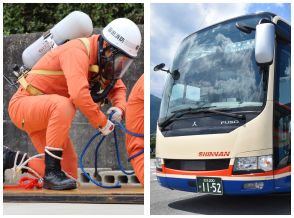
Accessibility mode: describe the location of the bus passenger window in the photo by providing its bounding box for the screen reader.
[278,49,291,106]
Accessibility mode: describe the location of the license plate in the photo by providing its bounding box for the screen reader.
[197,177,223,195]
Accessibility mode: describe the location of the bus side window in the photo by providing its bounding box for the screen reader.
[273,29,291,170]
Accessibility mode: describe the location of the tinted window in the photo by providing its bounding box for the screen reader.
[273,20,291,170]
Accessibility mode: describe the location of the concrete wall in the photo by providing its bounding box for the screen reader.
[3,26,144,169]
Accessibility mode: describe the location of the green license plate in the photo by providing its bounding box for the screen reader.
[197,177,223,195]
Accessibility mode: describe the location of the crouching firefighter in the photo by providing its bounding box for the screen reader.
[4,17,142,190]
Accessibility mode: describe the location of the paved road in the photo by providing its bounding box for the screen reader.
[4,203,144,215]
[150,159,291,215]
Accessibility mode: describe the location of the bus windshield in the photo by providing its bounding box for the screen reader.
[159,15,271,122]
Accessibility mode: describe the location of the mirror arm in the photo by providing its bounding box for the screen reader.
[161,69,170,73]
[261,66,269,91]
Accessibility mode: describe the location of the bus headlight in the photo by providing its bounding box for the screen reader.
[258,155,272,171]
[234,157,258,171]
[234,155,272,173]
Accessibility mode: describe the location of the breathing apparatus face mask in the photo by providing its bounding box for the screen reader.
[102,52,133,80]
[98,36,134,80]
[90,36,135,104]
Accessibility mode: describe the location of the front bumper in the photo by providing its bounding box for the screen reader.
[156,172,290,195]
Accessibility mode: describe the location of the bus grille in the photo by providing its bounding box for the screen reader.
[164,159,230,171]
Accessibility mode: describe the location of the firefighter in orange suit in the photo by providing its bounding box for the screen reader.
[4,18,141,190]
[126,74,144,185]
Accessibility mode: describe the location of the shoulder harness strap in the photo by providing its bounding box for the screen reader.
[78,38,99,73]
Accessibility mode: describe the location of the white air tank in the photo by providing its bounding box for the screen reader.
[22,11,93,68]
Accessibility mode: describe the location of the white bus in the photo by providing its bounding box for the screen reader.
[155,12,290,195]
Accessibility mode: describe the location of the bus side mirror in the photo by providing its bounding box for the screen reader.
[154,63,180,80]
[255,22,275,66]
[154,63,166,71]
[154,63,171,74]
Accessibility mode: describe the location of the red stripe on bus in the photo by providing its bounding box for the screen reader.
[274,165,291,175]
[162,165,233,176]
[162,165,290,177]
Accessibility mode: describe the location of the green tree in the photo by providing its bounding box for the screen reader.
[150,135,156,158]
[4,3,143,35]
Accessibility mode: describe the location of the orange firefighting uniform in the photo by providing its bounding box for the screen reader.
[125,74,144,185]
[8,34,127,179]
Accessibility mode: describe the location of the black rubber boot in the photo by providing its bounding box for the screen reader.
[43,150,77,190]
[3,146,28,181]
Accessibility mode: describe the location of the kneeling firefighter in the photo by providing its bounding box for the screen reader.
[4,15,141,190]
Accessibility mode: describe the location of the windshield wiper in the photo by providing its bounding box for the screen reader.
[170,106,214,113]
[158,107,246,130]
[158,106,215,129]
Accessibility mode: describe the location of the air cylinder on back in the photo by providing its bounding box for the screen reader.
[22,11,93,68]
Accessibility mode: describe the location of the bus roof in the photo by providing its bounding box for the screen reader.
[183,12,277,41]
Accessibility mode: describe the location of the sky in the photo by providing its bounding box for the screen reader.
[150,3,291,98]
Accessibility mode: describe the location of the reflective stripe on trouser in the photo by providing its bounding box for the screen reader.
[8,94,78,178]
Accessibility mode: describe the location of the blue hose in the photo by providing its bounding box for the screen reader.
[127,149,144,162]
[80,112,144,188]
[115,121,144,138]
[113,128,134,175]
[93,135,106,180]
[79,132,121,188]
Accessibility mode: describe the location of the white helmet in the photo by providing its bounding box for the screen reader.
[102,18,141,58]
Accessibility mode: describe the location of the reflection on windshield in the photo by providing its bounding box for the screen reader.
[159,15,268,121]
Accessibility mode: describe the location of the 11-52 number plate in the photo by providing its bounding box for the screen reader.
[197,177,223,195]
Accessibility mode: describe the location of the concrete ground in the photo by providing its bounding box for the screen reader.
[3,203,144,215]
